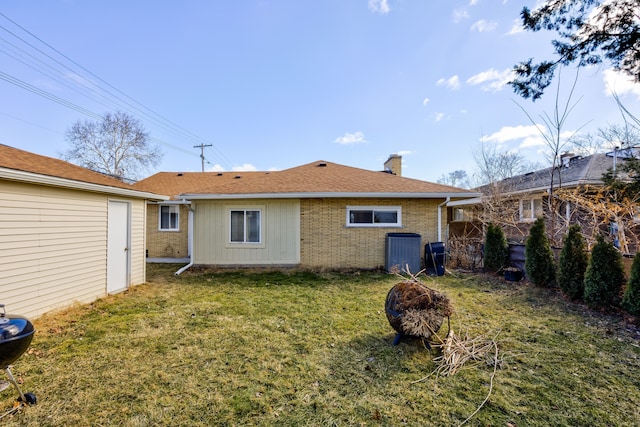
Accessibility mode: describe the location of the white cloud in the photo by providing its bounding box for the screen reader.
[232,163,258,172]
[334,131,367,144]
[422,97,430,106]
[208,163,259,172]
[452,8,470,23]
[467,68,514,92]
[506,18,524,35]
[368,0,390,15]
[396,150,413,156]
[434,112,446,122]
[603,68,640,99]
[436,75,461,90]
[469,0,479,5]
[482,125,579,151]
[481,125,543,147]
[471,19,497,32]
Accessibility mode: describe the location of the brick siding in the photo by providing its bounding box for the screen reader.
[299,198,442,269]
[145,204,190,258]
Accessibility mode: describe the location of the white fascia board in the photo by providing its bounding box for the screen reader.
[180,191,483,200]
[447,197,484,207]
[1,167,169,201]
[150,199,192,205]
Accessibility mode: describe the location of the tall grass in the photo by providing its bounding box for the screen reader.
[2,265,639,426]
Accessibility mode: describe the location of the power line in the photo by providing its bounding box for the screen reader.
[0,71,101,119]
[0,12,235,170]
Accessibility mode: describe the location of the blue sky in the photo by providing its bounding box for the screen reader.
[2,0,640,184]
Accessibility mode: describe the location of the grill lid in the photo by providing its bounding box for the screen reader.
[0,304,35,343]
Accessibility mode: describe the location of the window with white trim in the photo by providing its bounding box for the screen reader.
[520,198,543,222]
[159,205,179,231]
[230,209,261,243]
[346,206,402,227]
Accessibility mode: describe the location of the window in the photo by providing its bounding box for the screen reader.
[346,206,401,227]
[230,209,261,243]
[520,198,543,222]
[159,205,179,231]
[452,207,473,222]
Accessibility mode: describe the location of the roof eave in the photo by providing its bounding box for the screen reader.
[180,191,483,200]
[447,197,484,207]
[495,179,608,196]
[1,167,169,201]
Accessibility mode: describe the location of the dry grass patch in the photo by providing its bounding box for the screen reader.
[1,265,639,426]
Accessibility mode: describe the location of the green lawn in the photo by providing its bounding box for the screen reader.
[2,264,639,426]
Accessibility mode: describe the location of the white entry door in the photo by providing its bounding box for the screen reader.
[107,200,130,294]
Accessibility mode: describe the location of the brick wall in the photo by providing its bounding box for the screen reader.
[145,204,190,258]
[299,198,442,269]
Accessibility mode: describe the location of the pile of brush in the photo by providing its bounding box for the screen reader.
[432,330,500,376]
[385,279,453,345]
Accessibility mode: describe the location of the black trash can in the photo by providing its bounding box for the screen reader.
[424,242,445,276]
[385,233,421,273]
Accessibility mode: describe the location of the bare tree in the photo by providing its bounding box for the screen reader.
[62,111,162,182]
[570,124,640,156]
[555,185,640,254]
[437,170,471,189]
[472,141,541,186]
[515,69,589,240]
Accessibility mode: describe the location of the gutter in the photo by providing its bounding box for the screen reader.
[175,206,195,276]
[179,191,482,200]
[437,197,450,242]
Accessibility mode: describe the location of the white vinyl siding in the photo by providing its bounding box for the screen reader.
[193,199,299,265]
[0,181,148,318]
[129,198,146,286]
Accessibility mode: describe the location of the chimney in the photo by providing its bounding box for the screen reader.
[384,154,402,176]
[560,152,574,167]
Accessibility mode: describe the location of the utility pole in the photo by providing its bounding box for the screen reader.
[194,144,213,172]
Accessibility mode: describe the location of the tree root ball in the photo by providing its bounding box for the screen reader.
[385,280,453,340]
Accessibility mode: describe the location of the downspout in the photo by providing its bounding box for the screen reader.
[175,204,195,276]
[437,197,450,242]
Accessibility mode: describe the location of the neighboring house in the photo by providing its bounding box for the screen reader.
[448,151,635,251]
[0,144,167,318]
[133,155,480,271]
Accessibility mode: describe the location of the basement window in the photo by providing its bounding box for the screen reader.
[346,206,402,227]
[159,205,179,231]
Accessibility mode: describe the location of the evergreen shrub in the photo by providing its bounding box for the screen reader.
[557,224,588,300]
[584,234,625,309]
[525,217,556,287]
[622,252,640,316]
[484,223,508,272]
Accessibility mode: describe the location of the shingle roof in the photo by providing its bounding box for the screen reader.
[0,144,164,198]
[134,160,479,199]
[480,153,624,194]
